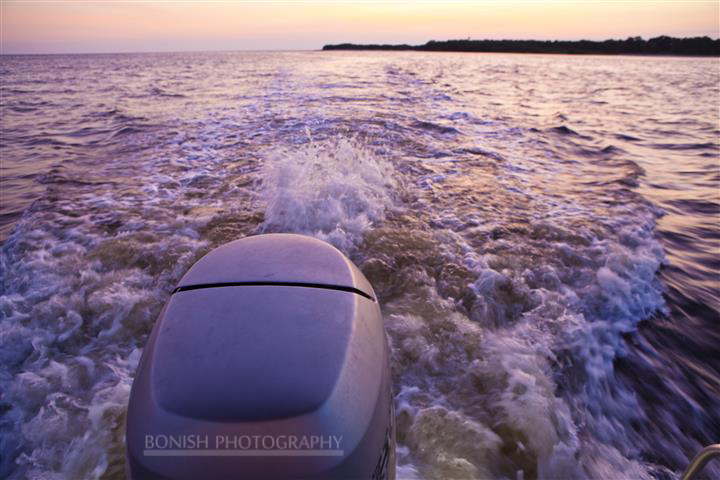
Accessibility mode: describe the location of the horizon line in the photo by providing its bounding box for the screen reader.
[2,34,719,56]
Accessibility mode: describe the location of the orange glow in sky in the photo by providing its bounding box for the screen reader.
[1,1,719,54]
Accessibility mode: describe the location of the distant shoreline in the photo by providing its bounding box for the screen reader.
[323,36,720,56]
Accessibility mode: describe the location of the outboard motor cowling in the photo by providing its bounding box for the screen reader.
[126,234,395,479]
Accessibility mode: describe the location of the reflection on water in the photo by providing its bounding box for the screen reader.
[0,51,718,479]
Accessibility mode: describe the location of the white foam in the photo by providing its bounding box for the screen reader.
[0,106,253,478]
[377,137,669,477]
[259,136,397,252]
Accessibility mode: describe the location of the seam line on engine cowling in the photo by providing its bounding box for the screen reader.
[172,281,375,301]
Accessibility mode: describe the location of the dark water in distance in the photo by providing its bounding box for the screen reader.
[0,51,718,479]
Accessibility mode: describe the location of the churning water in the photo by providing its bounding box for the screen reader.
[0,51,718,479]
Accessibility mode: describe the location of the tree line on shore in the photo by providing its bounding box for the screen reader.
[322,36,720,56]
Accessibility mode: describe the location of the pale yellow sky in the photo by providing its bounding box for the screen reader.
[1,1,718,54]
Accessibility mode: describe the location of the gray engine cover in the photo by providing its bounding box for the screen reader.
[126,234,395,479]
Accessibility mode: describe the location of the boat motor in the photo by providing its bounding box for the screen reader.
[126,234,395,479]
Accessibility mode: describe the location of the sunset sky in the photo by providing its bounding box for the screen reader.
[1,1,719,54]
